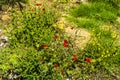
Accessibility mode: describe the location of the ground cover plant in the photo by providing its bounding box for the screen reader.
[9,5,56,50]
[66,0,120,79]
[0,0,120,80]
[70,2,119,23]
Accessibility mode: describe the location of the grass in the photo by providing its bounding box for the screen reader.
[0,0,120,80]
[66,17,102,31]
[70,2,119,23]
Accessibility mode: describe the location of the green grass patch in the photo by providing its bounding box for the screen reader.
[70,2,119,23]
[66,16,102,30]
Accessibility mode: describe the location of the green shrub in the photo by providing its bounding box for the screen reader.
[0,47,62,79]
[1,28,120,79]
[10,6,56,50]
[82,28,120,78]
[0,34,82,79]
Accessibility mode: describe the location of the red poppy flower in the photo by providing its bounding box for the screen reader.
[61,70,64,75]
[41,8,45,11]
[86,58,91,63]
[64,40,68,44]
[64,44,68,48]
[43,45,47,49]
[73,53,77,57]
[35,3,42,6]
[54,64,59,68]
[54,35,58,39]
[64,40,68,48]
[72,57,78,61]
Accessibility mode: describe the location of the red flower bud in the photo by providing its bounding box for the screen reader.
[54,64,59,68]
[64,40,68,44]
[73,53,77,57]
[61,70,64,75]
[64,44,68,48]
[86,58,91,63]
[41,8,45,11]
[72,57,78,61]
[54,35,58,39]
[43,44,47,49]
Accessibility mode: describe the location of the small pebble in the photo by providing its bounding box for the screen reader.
[52,49,54,51]
[66,78,71,80]
[0,43,4,47]
[0,29,2,32]
[1,36,8,43]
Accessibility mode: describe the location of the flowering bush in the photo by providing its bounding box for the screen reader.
[9,4,56,50]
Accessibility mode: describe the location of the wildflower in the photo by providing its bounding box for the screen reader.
[64,40,68,44]
[43,44,47,49]
[86,58,91,63]
[64,40,68,48]
[64,44,68,48]
[73,53,77,57]
[54,64,59,68]
[72,57,78,61]
[41,8,45,11]
[35,3,42,6]
[61,70,64,75]
[54,35,58,39]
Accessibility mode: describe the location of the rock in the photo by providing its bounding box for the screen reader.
[0,29,1,33]
[64,27,91,49]
[1,36,8,43]
[0,43,4,47]
[6,70,19,80]
[0,36,9,50]
[1,14,10,21]
[70,0,88,4]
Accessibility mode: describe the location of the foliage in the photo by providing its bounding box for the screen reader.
[1,27,120,79]
[83,28,120,79]
[89,0,120,7]
[66,0,120,79]
[9,6,56,50]
[66,17,102,30]
[70,2,119,23]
